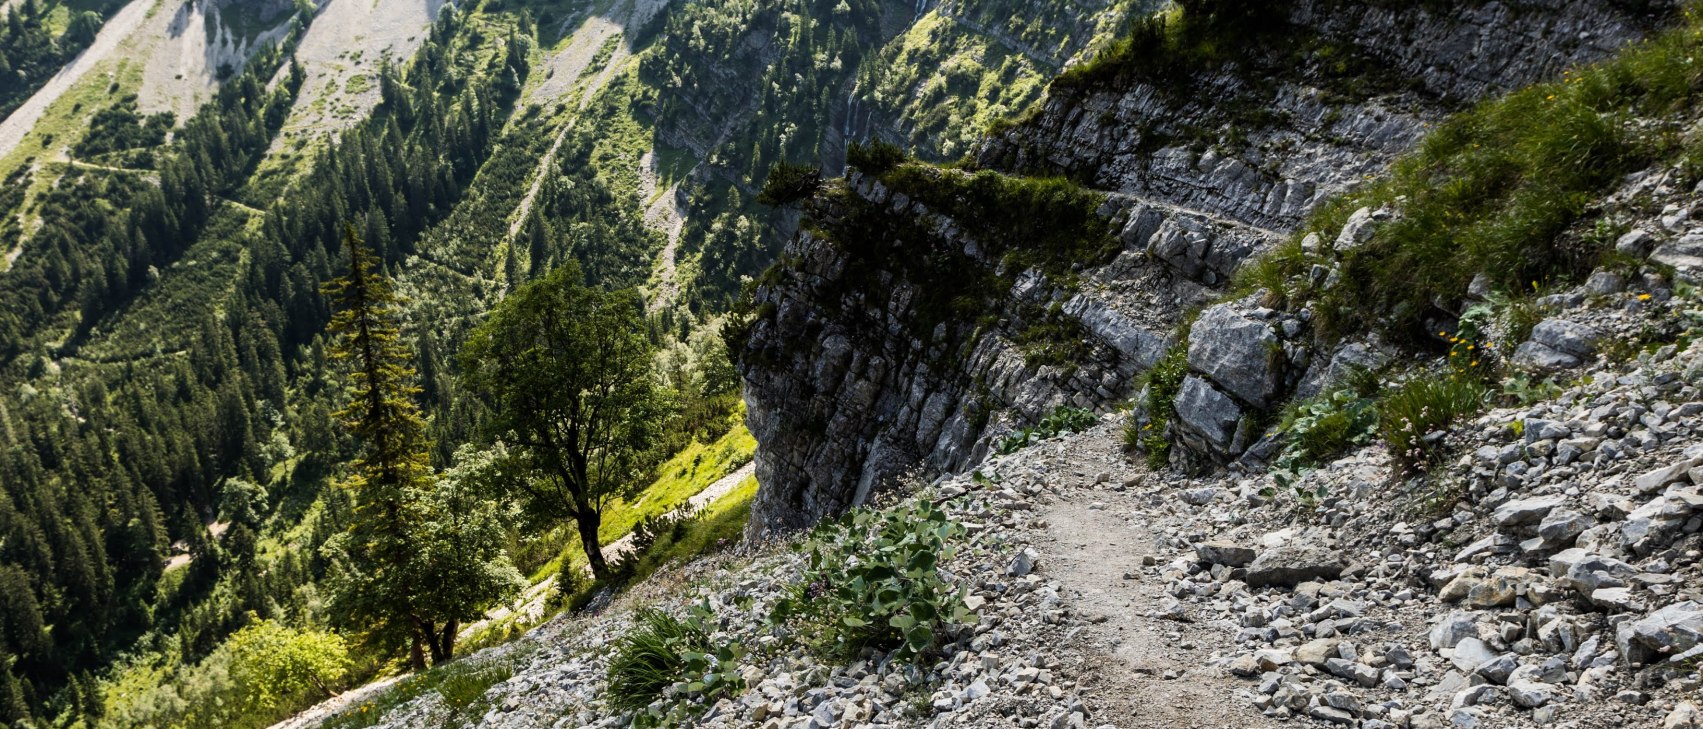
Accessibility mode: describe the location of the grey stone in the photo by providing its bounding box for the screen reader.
[1244,539,1347,588]
[1187,305,1281,408]
[1553,549,1638,595]
[1475,653,1517,684]
[1194,541,1257,567]
[1494,495,1565,526]
[1180,487,1218,506]
[1451,637,1497,671]
[1174,376,1242,452]
[1334,207,1378,252]
[1635,457,1702,493]
[1619,601,1703,664]
[1666,701,1700,729]
[1651,232,1703,279]
[1585,270,1626,295]
[1007,548,1038,577]
[1431,611,1479,650]
[1616,229,1656,258]
[1508,681,1555,708]
[1513,341,1582,371]
[1536,509,1593,547]
[1530,319,1600,359]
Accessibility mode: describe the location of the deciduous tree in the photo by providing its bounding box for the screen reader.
[460,261,666,580]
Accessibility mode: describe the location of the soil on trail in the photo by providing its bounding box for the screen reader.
[1037,428,1279,729]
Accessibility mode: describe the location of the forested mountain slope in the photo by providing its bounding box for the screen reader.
[0,0,1127,724]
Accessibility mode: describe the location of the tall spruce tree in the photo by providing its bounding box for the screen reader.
[319,225,521,668]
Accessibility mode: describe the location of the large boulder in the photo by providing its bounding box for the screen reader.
[1617,601,1703,665]
[1187,305,1282,408]
[1173,375,1243,453]
[1245,537,1347,588]
[1512,319,1600,371]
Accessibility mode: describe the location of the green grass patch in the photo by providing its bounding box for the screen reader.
[1380,373,1488,473]
[597,421,755,544]
[621,475,757,587]
[1242,4,1703,347]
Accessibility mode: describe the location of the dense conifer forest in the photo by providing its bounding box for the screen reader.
[0,0,1136,723]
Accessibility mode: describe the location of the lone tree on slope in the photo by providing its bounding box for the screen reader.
[460,260,666,581]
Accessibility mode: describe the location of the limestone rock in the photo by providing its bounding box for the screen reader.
[1244,539,1347,588]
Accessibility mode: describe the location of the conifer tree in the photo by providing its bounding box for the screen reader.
[318,225,444,668]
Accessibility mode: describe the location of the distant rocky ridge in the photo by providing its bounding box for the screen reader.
[738,0,1676,535]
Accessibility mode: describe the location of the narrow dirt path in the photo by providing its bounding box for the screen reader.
[601,460,753,565]
[455,461,755,644]
[1034,428,1279,729]
[267,675,408,729]
[0,0,155,161]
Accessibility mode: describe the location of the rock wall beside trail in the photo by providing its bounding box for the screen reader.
[739,0,1674,536]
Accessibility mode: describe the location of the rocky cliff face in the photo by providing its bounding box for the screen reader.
[739,0,1675,535]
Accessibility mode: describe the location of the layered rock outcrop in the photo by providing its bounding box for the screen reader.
[739,0,1676,535]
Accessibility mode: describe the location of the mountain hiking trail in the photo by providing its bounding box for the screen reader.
[1025,426,1279,729]
[637,148,689,313]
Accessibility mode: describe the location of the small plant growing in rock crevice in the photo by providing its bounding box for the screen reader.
[1380,373,1488,473]
[769,500,977,662]
[996,405,1098,454]
[1127,339,1190,469]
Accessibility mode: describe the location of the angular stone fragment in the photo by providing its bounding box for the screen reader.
[1530,319,1600,359]
[1244,540,1347,588]
[1494,495,1565,527]
[1194,540,1257,567]
[1187,305,1281,408]
[1619,601,1703,664]
[1174,375,1241,452]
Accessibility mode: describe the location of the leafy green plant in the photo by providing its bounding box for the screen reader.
[607,606,744,715]
[1276,389,1379,468]
[1380,374,1488,472]
[1499,374,1565,406]
[770,500,977,662]
[996,406,1098,454]
[1130,339,1190,468]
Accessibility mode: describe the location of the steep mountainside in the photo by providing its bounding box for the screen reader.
[0,0,1124,723]
[738,0,1676,533]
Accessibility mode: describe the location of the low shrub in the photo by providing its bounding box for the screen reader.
[757,161,821,207]
[1129,337,1190,469]
[769,500,977,661]
[846,139,907,176]
[1276,388,1379,468]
